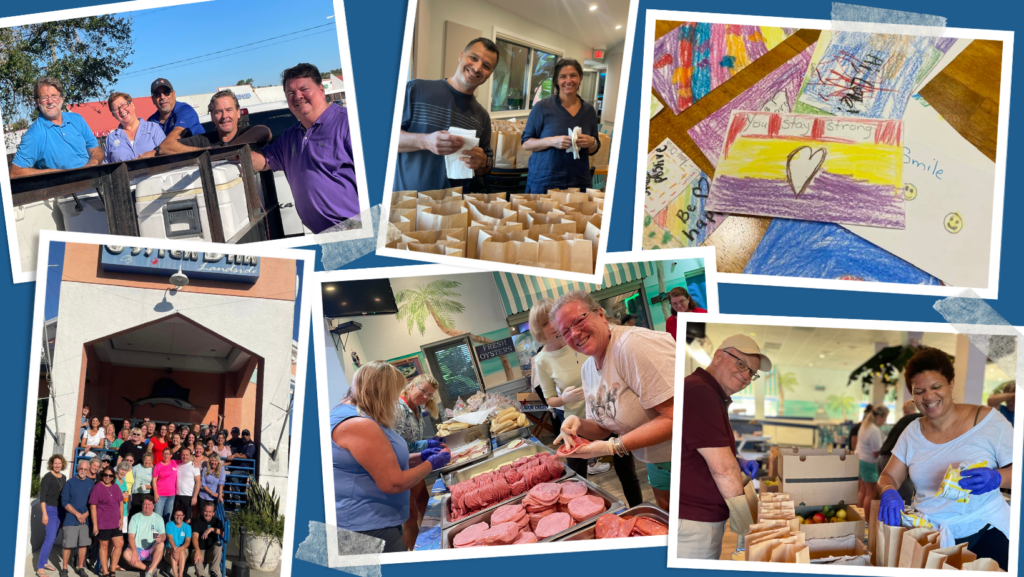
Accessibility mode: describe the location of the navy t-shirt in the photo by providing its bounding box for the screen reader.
[148,101,205,138]
[521,95,601,194]
[395,79,492,192]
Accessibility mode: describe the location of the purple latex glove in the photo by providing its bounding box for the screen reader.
[420,447,441,460]
[427,450,451,471]
[960,467,1002,495]
[426,439,444,450]
[738,458,758,479]
[878,489,903,526]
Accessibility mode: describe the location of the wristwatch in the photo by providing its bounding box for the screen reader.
[612,437,629,457]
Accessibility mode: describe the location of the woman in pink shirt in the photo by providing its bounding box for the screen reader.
[152,447,178,523]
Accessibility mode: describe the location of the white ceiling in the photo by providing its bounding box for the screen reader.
[92,317,252,374]
[704,324,960,373]
[481,0,630,50]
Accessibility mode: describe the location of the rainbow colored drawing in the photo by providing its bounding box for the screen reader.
[652,22,795,115]
[707,111,905,229]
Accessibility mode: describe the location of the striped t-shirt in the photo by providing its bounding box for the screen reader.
[395,78,492,191]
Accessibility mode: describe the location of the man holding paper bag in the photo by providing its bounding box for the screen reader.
[677,335,772,559]
[520,59,601,194]
[395,38,496,192]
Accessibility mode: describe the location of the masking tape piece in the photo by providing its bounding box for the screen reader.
[294,520,383,576]
[831,2,946,37]
[315,204,400,271]
[933,289,1022,385]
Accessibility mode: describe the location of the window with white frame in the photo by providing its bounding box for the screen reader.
[490,36,561,113]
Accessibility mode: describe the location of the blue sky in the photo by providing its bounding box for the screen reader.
[102,0,343,98]
[45,242,303,342]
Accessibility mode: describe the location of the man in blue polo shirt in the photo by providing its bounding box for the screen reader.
[10,77,104,177]
[147,78,205,140]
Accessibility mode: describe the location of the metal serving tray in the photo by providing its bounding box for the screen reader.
[434,422,492,475]
[493,424,533,447]
[440,444,573,527]
[442,476,624,548]
[556,502,668,541]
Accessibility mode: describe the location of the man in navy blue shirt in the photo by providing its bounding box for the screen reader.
[395,38,497,191]
[147,78,205,140]
[11,77,104,177]
[61,459,96,575]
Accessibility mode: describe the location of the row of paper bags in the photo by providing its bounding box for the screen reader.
[870,500,1003,571]
[387,187,603,274]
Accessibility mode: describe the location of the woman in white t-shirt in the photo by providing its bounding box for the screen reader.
[549,291,676,510]
[855,404,889,512]
[80,416,105,458]
[878,348,1014,570]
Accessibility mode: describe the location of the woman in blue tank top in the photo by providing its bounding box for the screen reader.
[332,361,451,552]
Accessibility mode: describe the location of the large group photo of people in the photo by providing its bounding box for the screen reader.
[33,408,256,577]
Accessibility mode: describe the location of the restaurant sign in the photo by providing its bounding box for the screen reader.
[101,246,260,283]
[476,336,516,361]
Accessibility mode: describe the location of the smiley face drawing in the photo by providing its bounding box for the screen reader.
[902,183,918,200]
[944,212,964,234]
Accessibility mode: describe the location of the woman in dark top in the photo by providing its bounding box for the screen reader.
[521,58,601,194]
[37,454,67,576]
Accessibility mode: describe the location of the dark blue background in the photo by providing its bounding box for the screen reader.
[3,0,1022,576]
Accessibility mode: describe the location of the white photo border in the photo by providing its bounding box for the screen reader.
[666,312,1023,576]
[311,246,714,564]
[632,10,1013,300]
[375,0,642,284]
[13,228,315,577]
[0,0,371,284]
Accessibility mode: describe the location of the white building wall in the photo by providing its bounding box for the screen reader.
[45,282,296,504]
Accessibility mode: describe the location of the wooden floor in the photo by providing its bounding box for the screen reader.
[647,22,1004,273]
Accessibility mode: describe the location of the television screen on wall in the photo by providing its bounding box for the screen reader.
[322,279,398,318]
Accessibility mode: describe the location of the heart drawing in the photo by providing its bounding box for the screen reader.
[786,146,828,197]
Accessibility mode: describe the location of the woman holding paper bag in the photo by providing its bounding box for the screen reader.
[520,59,601,194]
[877,348,1013,570]
[332,362,451,552]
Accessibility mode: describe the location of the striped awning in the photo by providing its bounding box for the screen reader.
[493,262,657,316]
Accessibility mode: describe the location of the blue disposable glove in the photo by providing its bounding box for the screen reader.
[878,489,904,526]
[960,467,1002,495]
[426,439,444,450]
[427,450,451,471]
[420,447,441,460]
[738,458,758,479]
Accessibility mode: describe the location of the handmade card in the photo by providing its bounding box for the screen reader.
[645,138,703,216]
[652,22,794,115]
[689,44,816,167]
[708,111,905,228]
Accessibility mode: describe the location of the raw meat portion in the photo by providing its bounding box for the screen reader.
[595,514,625,539]
[558,481,588,503]
[529,483,561,505]
[512,531,538,544]
[593,513,670,539]
[491,504,526,526]
[453,522,490,548]
[633,517,669,536]
[567,495,606,521]
[448,453,564,521]
[535,512,575,539]
[481,522,520,545]
[556,433,592,457]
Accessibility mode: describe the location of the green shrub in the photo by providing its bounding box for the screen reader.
[228,482,285,545]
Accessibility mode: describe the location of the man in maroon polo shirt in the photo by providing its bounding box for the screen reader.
[677,334,773,560]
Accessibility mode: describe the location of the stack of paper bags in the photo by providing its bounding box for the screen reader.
[491,119,529,168]
[925,542,977,570]
[960,559,1005,572]
[807,534,871,566]
[745,523,809,563]
[588,133,612,168]
[875,521,908,567]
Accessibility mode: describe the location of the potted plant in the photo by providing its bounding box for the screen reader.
[229,482,285,572]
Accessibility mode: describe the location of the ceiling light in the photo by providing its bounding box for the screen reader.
[589,5,597,10]
[749,333,756,337]
[341,302,347,305]
[615,25,622,29]
[374,297,381,301]
[819,354,825,358]
[325,286,335,291]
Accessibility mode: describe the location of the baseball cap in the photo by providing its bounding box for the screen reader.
[231,427,240,434]
[719,335,773,372]
[151,78,174,95]
[242,429,251,436]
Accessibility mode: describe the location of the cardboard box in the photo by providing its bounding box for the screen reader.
[795,505,864,541]
[809,536,868,560]
[517,392,541,402]
[778,447,859,506]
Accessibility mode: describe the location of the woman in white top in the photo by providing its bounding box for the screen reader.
[855,404,888,512]
[878,348,1013,570]
[531,297,645,508]
[81,416,105,458]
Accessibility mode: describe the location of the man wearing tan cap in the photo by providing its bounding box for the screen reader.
[677,334,773,560]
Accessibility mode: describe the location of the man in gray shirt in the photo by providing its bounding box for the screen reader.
[395,37,497,191]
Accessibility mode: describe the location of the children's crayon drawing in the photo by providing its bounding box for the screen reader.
[708,111,905,228]
[796,31,937,119]
[652,22,795,115]
[688,44,816,167]
[643,139,718,248]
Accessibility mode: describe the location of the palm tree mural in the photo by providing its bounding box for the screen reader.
[826,393,858,420]
[395,279,515,381]
[777,371,799,415]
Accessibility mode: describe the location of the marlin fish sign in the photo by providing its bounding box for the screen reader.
[123,378,202,417]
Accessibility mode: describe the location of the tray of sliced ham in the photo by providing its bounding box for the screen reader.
[442,476,623,547]
[556,503,670,541]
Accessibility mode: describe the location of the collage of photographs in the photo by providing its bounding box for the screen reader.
[0,1,1019,577]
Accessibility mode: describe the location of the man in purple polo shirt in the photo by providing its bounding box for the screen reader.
[678,334,772,560]
[250,63,359,233]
